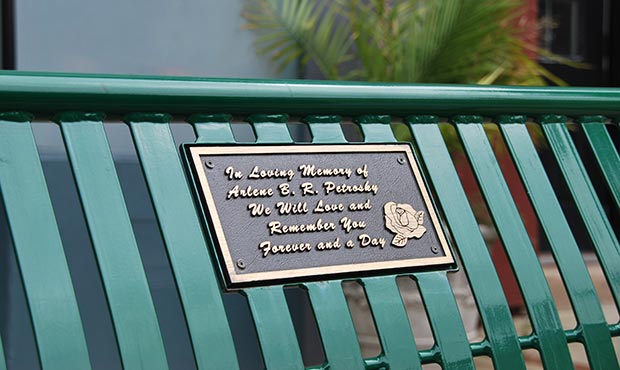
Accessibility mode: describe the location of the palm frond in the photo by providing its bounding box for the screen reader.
[243,0,574,86]
[417,0,522,83]
[243,0,353,79]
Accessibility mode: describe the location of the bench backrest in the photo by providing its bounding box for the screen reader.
[0,72,619,370]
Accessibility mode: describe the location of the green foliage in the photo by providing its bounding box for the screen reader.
[243,0,561,85]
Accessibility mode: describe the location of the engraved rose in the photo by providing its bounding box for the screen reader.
[383,202,427,247]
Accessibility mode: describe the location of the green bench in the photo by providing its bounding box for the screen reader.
[0,71,619,369]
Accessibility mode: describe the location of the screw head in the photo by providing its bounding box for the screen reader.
[431,246,439,254]
[205,160,215,169]
[236,259,246,269]
[397,157,405,165]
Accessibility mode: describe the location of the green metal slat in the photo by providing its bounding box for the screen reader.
[191,115,305,370]
[579,116,620,210]
[541,116,620,309]
[358,117,475,370]
[355,115,396,142]
[407,116,525,370]
[191,114,236,144]
[3,71,620,117]
[305,282,365,370]
[416,273,476,370]
[57,113,168,370]
[499,116,618,370]
[304,115,347,142]
[245,287,305,370]
[190,114,236,143]
[362,277,421,370]
[455,116,573,369]
[251,114,365,370]
[0,113,91,370]
[307,115,419,370]
[126,114,239,370]
[249,114,293,143]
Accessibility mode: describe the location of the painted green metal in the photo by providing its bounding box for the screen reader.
[415,272,476,370]
[126,114,240,370]
[357,117,475,369]
[303,115,347,142]
[362,277,422,370]
[248,114,293,142]
[455,116,573,369]
[245,287,305,370]
[355,115,397,142]
[57,113,168,370]
[305,281,365,370]
[499,116,618,370]
[541,116,620,309]
[0,113,91,370]
[579,116,620,210]
[407,116,526,370]
[305,115,416,370]
[189,114,236,143]
[0,71,620,117]
[1,71,620,116]
[191,114,237,144]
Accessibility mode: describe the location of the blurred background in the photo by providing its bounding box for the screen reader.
[2,0,618,85]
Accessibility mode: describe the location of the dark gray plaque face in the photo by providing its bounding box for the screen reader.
[184,144,454,289]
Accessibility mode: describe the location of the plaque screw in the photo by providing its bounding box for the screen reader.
[397,157,405,165]
[236,259,246,269]
[205,160,215,169]
[431,246,439,254]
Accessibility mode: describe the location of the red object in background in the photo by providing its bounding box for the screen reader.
[520,0,540,59]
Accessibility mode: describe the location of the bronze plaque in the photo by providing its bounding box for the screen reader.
[183,144,455,289]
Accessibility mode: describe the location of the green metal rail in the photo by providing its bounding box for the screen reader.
[0,71,619,116]
[0,71,618,370]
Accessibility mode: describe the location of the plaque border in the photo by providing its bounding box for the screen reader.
[183,143,455,288]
